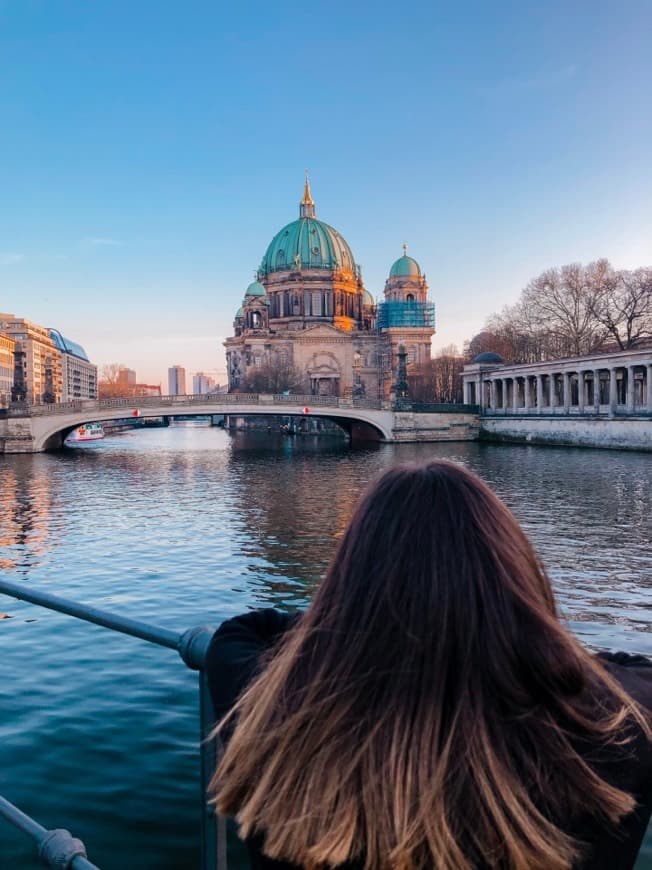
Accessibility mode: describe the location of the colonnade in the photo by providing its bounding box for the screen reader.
[464,362,652,415]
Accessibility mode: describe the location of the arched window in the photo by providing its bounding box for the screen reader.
[406,293,415,303]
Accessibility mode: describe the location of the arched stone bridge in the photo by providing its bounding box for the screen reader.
[0,394,480,453]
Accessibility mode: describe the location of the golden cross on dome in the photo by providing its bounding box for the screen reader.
[403,242,408,256]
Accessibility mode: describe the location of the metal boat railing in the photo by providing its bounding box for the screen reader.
[0,577,225,870]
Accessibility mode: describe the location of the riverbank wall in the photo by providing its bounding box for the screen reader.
[480,416,652,451]
[391,411,480,442]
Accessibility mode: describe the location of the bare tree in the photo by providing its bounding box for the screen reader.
[521,264,606,357]
[244,360,305,394]
[98,363,127,398]
[432,345,465,403]
[407,361,437,403]
[408,346,464,403]
[588,263,652,350]
[464,329,514,362]
[474,260,646,363]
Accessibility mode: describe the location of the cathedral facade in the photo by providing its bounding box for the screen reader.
[225,179,436,399]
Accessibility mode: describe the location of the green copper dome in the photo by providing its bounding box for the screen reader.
[389,250,422,278]
[235,306,244,318]
[260,217,356,275]
[245,280,267,298]
[259,180,357,276]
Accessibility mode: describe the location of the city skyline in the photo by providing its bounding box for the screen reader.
[1,1,651,386]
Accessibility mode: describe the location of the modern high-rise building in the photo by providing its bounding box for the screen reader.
[168,365,186,396]
[0,332,15,407]
[193,372,216,394]
[49,329,98,400]
[0,314,63,403]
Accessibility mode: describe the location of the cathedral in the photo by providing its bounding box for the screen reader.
[225,178,436,399]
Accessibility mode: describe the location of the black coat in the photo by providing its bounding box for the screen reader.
[205,609,652,870]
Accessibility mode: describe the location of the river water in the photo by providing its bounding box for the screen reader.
[1,426,650,869]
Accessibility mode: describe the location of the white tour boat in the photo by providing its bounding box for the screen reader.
[65,422,105,444]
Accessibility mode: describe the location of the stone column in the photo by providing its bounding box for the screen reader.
[563,372,571,412]
[536,375,543,414]
[647,365,652,412]
[609,367,618,412]
[524,376,531,411]
[512,378,520,413]
[549,374,556,409]
[578,371,585,413]
[502,378,508,411]
[593,370,601,409]
[626,366,636,413]
[463,380,470,405]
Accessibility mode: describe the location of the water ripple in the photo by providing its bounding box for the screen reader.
[0,429,650,867]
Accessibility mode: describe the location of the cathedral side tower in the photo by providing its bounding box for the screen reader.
[377,245,436,372]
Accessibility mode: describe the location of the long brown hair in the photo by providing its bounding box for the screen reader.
[210,460,650,869]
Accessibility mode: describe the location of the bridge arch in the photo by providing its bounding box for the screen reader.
[29,398,395,451]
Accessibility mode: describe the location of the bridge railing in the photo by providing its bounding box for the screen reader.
[5,395,481,417]
[0,577,225,870]
[5,394,390,415]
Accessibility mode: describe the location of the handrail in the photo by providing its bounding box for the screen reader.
[7,393,386,415]
[5,394,485,417]
[0,795,100,870]
[0,578,221,869]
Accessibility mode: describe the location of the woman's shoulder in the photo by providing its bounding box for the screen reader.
[595,650,652,711]
[205,608,300,721]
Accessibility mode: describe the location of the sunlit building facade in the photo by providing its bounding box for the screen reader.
[49,329,98,400]
[225,180,436,398]
[0,314,63,403]
[117,368,137,389]
[0,332,15,407]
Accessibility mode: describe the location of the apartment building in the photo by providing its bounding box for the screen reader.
[0,332,15,406]
[0,314,63,403]
[49,329,98,400]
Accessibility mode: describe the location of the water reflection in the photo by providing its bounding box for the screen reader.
[225,433,374,605]
[0,457,55,573]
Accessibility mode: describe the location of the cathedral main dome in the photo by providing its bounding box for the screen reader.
[259,178,357,276]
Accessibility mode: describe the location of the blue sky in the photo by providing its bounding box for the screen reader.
[1,0,650,385]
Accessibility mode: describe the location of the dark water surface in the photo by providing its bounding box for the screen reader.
[1,427,651,868]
